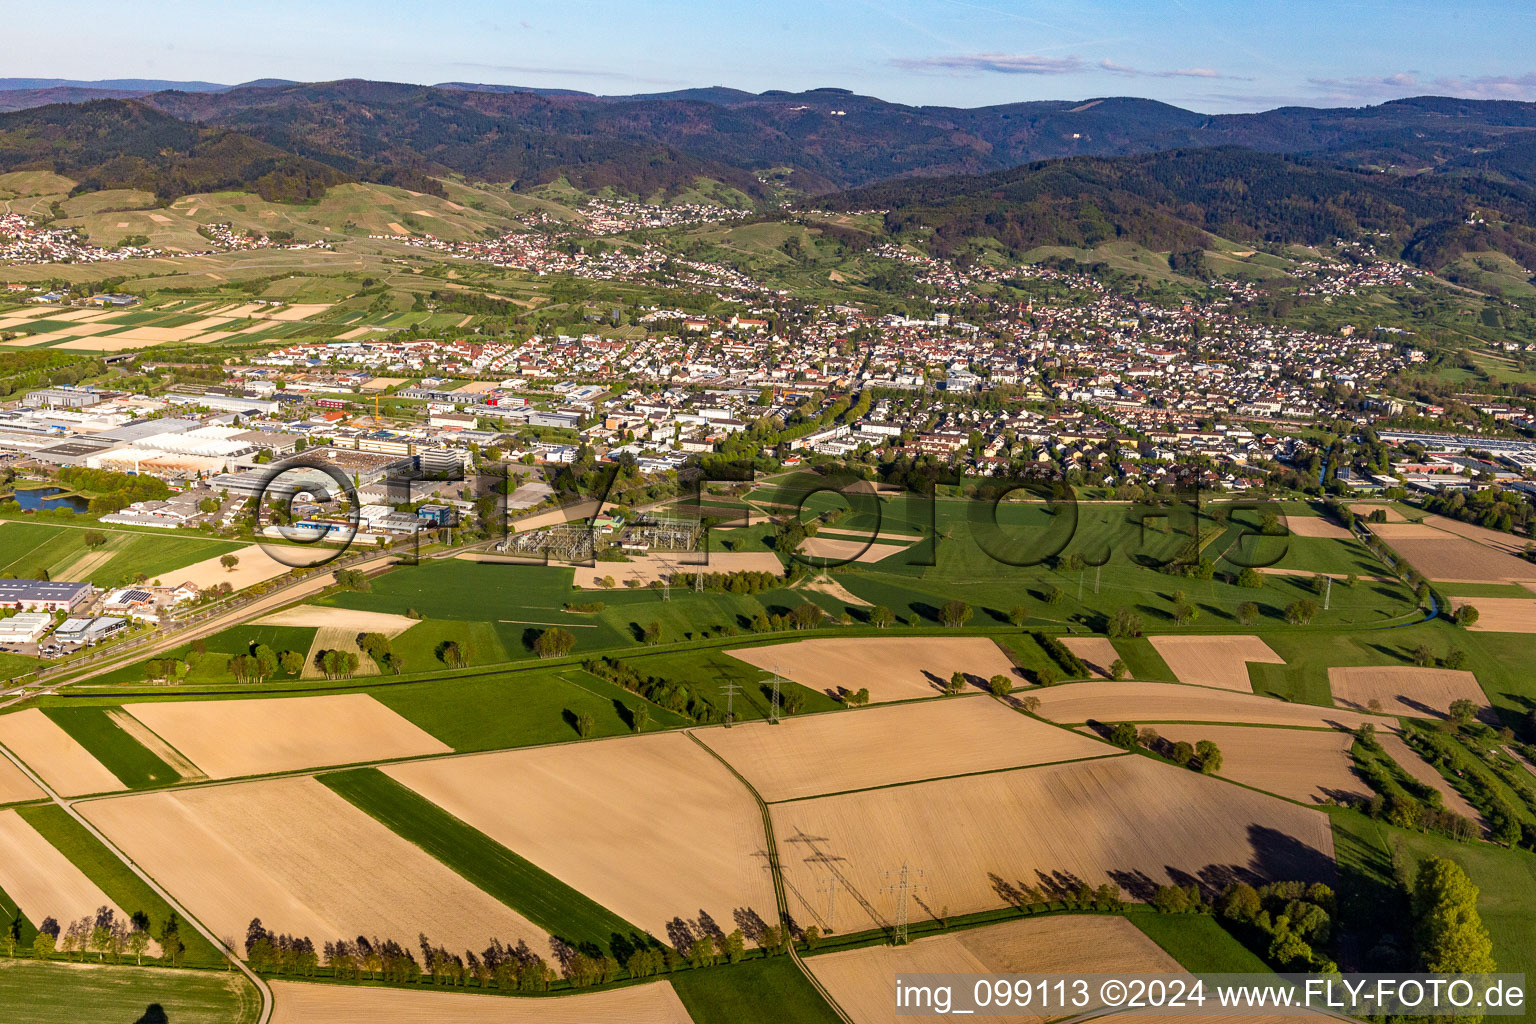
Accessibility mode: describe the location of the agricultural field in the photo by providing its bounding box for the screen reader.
[764,494,1418,631]
[1368,522,1536,584]
[696,697,1112,801]
[0,962,261,1024]
[267,977,695,1023]
[0,809,132,941]
[0,520,244,588]
[1326,665,1488,718]
[724,636,1021,702]
[382,732,779,944]
[1027,680,1381,730]
[81,775,549,957]
[1147,635,1285,692]
[1060,636,1121,677]
[1139,724,1368,805]
[808,915,1181,1024]
[122,694,451,778]
[0,710,125,797]
[1448,596,1536,632]
[771,755,1336,932]
[0,754,43,805]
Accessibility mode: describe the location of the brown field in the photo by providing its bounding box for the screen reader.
[268,978,695,1024]
[1147,635,1285,692]
[163,545,297,590]
[1447,596,1536,633]
[1283,516,1351,538]
[82,776,546,956]
[0,710,125,797]
[362,376,407,389]
[798,573,870,607]
[725,637,1021,703]
[0,809,134,933]
[124,694,450,779]
[695,698,1113,802]
[773,756,1335,932]
[810,916,1178,1024]
[797,536,913,564]
[0,755,42,805]
[1368,523,1536,583]
[1139,725,1367,805]
[1422,514,1532,557]
[1327,666,1486,718]
[384,732,777,945]
[572,551,784,589]
[254,604,419,633]
[266,303,331,322]
[1377,733,1483,824]
[1061,637,1120,678]
[1017,680,1381,731]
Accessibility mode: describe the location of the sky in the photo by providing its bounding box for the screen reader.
[7,0,1536,113]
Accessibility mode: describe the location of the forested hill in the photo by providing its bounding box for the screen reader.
[815,147,1536,270]
[0,100,349,202]
[142,81,772,199]
[123,82,1536,192]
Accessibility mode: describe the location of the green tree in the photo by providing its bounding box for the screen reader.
[946,671,966,695]
[987,674,1012,697]
[534,627,576,659]
[1108,607,1144,638]
[1448,698,1478,725]
[1284,599,1319,626]
[1237,602,1261,627]
[1110,723,1140,749]
[939,600,973,628]
[1411,856,1496,974]
[220,553,240,571]
[1195,739,1223,774]
[1008,606,1028,627]
[573,711,595,738]
[869,605,894,628]
[1455,604,1480,628]
[1171,740,1195,766]
[1109,657,1128,681]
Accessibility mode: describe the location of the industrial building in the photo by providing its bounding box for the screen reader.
[0,612,54,644]
[53,616,128,644]
[0,579,92,611]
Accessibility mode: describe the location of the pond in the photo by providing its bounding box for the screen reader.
[12,487,92,513]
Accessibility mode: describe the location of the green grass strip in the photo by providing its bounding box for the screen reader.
[41,708,180,788]
[671,955,843,1024]
[1128,909,1273,973]
[318,767,648,958]
[15,804,221,965]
